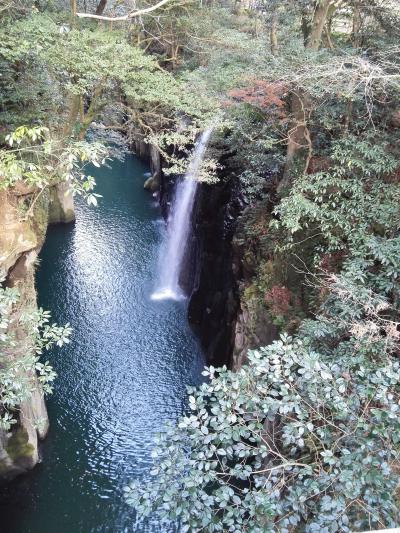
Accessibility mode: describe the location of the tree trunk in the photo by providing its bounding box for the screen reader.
[63,93,81,138]
[78,86,103,140]
[270,8,278,56]
[324,16,334,49]
[352,0,362,47]
[95,0,107,16]
[280,0,334,195]
[278,91,311,195]
[307,0,334,51]
[301,6,312,46]
[70,0,76,24]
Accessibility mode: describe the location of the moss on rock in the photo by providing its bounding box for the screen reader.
[6,427,35,462]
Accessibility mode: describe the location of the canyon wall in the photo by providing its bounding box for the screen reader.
[186,180,240,367]
[132,138,162,192]
[0,184,73,481]
[151,136,280,370]
[186,183,281,370]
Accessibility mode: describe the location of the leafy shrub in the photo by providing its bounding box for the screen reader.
[0,284,71,430]
[126,271,400,532]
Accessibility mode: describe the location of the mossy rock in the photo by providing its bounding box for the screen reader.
[31,192,50,242]
[48,184,75,224]
[6,427,35,462]
[0,458,11,475]
[143,175,159,192]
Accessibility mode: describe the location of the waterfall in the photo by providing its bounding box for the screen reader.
[151,128,213,301]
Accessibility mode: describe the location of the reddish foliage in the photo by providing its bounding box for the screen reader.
[264,285,291,315]
[228,80,286,116]
[250,218,269,239]
[389,110,400,128]
[307,156,331,174]
[319,251,345,273]
[385,166,400,184]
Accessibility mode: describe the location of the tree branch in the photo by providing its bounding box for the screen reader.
[76,0,176,21]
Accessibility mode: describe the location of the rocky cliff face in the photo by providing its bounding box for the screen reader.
[47,183,75,224]
[187,183,281,370]
[132,138,162,192]
[230,211,280,369]
[141,136,283,371]
[154,162,249,368]
[151,140,279,369]
[0,183,73,481]
[186,179,241,367]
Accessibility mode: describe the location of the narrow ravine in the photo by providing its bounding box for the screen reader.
[0,154,204,533]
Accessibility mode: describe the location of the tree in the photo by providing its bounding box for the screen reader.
[1,126,107,209]
[0,12,211,148]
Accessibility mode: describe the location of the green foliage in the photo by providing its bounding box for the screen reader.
[1,0,400,529]
[0,12,214,144]
[0,284,71,431]
[221,106,285,203]
[273,133,400,316]
[126,277,400,530]
[274,135,400,253]
[0,16,155,92]
[125,5,400,527]
[0,126,107,207]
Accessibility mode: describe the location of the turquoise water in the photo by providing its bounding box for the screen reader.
[0,155,204,532]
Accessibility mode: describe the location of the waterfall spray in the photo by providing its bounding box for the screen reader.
[151,128,213,301]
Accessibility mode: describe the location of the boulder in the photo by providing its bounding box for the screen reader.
[143,175,159,192]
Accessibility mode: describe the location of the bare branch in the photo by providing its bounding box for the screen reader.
[76,0,178,21]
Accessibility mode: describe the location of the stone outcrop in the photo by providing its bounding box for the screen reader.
[48,182,75,224]
[232,301,278,370]
[0,184,74,481]
[143,175,159,192]
[0,250,49,480]
[186,183,280,370]
[0,191,39,279]
[132,138,162,191]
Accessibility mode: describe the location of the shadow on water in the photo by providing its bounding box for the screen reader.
[0,154,204,533]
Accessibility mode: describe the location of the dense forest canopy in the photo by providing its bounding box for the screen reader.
[1,0,400,531]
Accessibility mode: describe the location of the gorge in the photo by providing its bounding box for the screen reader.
[0,153,205,532]
[1,1,400,531]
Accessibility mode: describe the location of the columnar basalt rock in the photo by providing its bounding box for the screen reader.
[0,191,50,480]
[232,301,279,370]
[145,140,281,370]
[0,191,38,279]
[152,146,270,369]
[0,252,50,480]
[186,180,239,367]
[0,183,75,481]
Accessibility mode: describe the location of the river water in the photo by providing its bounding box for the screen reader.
[0,154,204,532]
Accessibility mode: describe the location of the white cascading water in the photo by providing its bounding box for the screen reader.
[151,128,213,301]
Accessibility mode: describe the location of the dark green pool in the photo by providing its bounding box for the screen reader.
[0,154,204,532]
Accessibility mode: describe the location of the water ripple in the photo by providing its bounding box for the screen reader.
[0,155,204,533]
